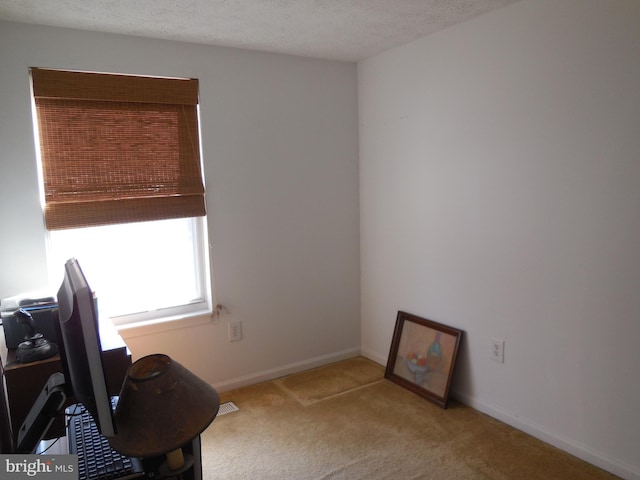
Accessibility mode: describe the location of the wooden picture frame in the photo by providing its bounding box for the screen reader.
[385,311,462,408]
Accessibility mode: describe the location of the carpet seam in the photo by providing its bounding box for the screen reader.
[273,378,386,407]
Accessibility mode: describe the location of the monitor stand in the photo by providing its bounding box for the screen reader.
[16,372,67,454]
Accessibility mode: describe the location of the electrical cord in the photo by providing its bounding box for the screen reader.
[37,403,81,454]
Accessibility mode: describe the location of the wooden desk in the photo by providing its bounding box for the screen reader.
[0,316,131,446]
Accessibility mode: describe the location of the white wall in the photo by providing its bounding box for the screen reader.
[0,22,360,388]
[359,0,640,478]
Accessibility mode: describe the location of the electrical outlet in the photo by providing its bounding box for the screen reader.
[228,320,242,342]
[491,338,505,363]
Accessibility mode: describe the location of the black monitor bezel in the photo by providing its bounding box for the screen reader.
[56,258,116,437]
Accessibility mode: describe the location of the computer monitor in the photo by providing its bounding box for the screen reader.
[56,257,116,437]
[16,258,116,453]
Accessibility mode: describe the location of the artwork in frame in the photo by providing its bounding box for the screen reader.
[385,311,462,408]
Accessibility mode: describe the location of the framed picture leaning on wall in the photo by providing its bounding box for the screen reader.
[385,311,462,408]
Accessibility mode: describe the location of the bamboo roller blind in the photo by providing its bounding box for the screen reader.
[31,68,206,230]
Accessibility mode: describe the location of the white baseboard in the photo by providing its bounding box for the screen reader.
[452,390,640,480]
[212,347,361,393]
[360,347,387,367]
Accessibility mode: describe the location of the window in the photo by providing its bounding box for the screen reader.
[45,217,210,326]
[31,68,212,327]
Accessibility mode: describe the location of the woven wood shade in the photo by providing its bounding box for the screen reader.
[31,68,205,230]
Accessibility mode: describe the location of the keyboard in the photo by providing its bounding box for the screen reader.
[66,402,145,480]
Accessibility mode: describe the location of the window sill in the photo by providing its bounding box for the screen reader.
[113,309,214,340]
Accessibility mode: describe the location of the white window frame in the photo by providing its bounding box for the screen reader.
[44,216,214,330]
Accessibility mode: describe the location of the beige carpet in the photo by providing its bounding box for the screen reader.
[200,357,618,479]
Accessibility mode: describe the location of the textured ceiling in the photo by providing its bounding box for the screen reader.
[0,0,520,62]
